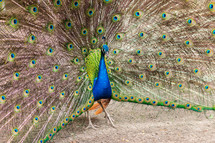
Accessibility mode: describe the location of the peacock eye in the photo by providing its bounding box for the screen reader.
[104,0,112,3]
[81,28,88,36]
[28,34,36,43]
[208,2,215,12]
[9,17,19,28]
[96,26,105,35]
[86,8,95,17]
[186,18,196,27]
[112,14,121,22]
[134,10,143,18]
[115,33,124,40]
[53,65,59,72]
[46,23,55,32]
[28,5,38,15]
[54,0,62,7]
[161,12,170,20]
[8,52,16,62]
[65,20,72,29]
[138,32,145,38]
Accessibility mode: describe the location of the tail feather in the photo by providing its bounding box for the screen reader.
[0,0,215,142]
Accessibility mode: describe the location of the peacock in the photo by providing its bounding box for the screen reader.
[0,0,215,142]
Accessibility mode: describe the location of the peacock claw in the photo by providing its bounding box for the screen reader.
[86,111,98,130]
[86,121,98,130]
[98,102,116,128]
[105,112,116,128]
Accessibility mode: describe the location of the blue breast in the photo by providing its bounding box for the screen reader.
[92,52,112,101]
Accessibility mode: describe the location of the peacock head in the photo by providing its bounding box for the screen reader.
[101,37,109,56]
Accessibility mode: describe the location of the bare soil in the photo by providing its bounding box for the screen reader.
[52,101,215,143]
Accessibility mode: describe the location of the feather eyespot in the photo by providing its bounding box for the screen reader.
[148,64,156,71]
[128,58,134,64]
[139,74,146,80]
[91,37,98,44]
[103,0,112,4]
[13,72,20,80]
[54,0,62,7]
[155,82,161,88]
[46,23,55,32]
[115,33,124,40]
[65,20,72,29]
[81,28,88,36]
[177,83,184,89]
[33,116,39,125]
[8,52,16,62]
[53,65,60,72]
[14,105,21,113]
[144,97,151,103]
[71,114,76,120]
[23,89,30,97]
[50,106,56,113]
[49,85,55,93]
[37,100,44,107]
[28,34,36,44]
[62,73,68,80]
[151,100,158,106]
[129,95,135,101]
[86,8,95,17]
[170,103,177,108]
[186,18,196,27]
[96,26,105,35]
[47,47,54,56]
[113,49,119,55]
[134,10,143,18]
[60,91,65,99]
[108,60,114,65]
[9,17,19,28]
[82,48,87,54]
[176,57,184,65]
[161,12,170,20]
[28,5,38,15]
[138,32,145,39]
[12,128,19,136]
[136,98,143,103]
[157,51,165,58]
[36,75,42,83]
[29,60,36,68]
[88,85,92,90]
[72,0,80,8]
[110,82,114,87]
[161,34,170,42]
[0,95,6,104]
[52,127,57,133]
[205,49,214,57]
[115,67,121,72]
[184,40,193,47]
[67,43,74,51]
[208,2,215,12]
[185,103,192,109]
[74,58,80,64]
[112,14,121,22]
[74,90,79,97]
[163,100,170,106]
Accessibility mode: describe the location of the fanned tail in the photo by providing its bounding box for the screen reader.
[106,0,215,112]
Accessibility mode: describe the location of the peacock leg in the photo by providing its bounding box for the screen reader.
[86,111,98,129]
[98,101,116,128]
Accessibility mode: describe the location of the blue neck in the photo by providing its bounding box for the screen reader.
[92,52,112,101]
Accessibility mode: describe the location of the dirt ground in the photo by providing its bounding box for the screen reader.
[52,101,215,143]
